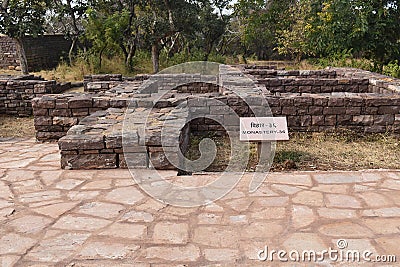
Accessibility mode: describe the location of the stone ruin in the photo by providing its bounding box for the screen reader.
[0,74,74,116]
[29,64,400,170]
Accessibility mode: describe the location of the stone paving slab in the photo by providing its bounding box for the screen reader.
[0,138,399,266]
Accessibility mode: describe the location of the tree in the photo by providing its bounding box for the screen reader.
[83,0,139,70]
[0,0,50,74]
[233,0,295,60]
[353,0,400,70]
[275,0,312,61]
[47,0,88,64]
[305,0,400,69]
[197,0,230,61]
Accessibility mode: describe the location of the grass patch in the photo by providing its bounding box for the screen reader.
[276,132,400,171]
[186,131,400,172]
[0,115,35,138]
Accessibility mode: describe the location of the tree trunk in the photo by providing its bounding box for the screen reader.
[68,37,77,65]
[15,38,29,75]
[126,44,136,72]
[152,43,159,73]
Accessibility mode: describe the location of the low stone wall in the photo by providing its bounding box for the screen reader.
[259,78,370,94]
[243,69,337,79]
[177,82,220,94]
[0,78,58,116]
[33,67,400,146]
[268,93,400,133]
[32,93,136,141]
[83,74,149,93]
[52,66,400,170]
[334,67,400,94]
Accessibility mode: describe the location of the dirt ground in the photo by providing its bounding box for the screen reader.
[188,131,400,172]
[0,115,35,138]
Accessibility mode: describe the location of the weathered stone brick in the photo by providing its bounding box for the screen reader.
[68,96,92,109]
[353,115,374,125]
[323,107,343,115]
[328,98,345,106]
[373,115,395,125]
[53,117,78,127]
[337,115,352,125]
[61,154,117,169]
[308,106,323,115]
[312,116,325,126]
[59,135,104,150]
[378,106,400,115]
[325,115,337,126]
[300,115,312,126]
[34,116,52,126]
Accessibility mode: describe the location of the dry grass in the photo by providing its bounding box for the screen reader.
[0,115,35,138]
[274,132,400,171]
[187,131,400,172]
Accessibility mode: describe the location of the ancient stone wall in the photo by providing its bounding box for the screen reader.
[50,66,400,170]
[0,35,72,71]
[0,78,58,116]
[83,74,149,93]
[32,93,135,140]
[33,67,400,148]
[0,36,18,69]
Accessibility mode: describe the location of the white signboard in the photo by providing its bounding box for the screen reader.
[240,117,289,141]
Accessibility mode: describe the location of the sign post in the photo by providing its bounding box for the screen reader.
[240,117,289,169]
[240,117,289,141]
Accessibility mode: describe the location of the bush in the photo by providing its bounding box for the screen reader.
[383,60,400,78]
[307,50,374,71]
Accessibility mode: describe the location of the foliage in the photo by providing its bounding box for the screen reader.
[383,61,400,78]
[4,0,400,77]
[0,0,50,38]
[0,0,51,73]
[233,0,295,59]
[275,0,312,61]
[307,49,373,70]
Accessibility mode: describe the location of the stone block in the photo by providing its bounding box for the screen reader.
[293,97,312,106]
[33,108,48,116]
[53,117,78,127]
[61,154,117,169]
[59,135,104,150]
[33,96,55,109]
[378,106,400,115]
[300,115,312,127]
[149,151,176,170]
[337,115,352,125]
[345,107,361,115]
[328,98,345,106]
[365,125,387,133]
[323,107,343,115]
[68,96,93,109]
[71,108,89,116]
[287,116,300,127]
[282,106,297,115]
[353,115,374,125]
[308,106,323,115]
[324,115,337,126]
[34,116,52,126]
[119,153,148,168]
[312,116,324,126]
[50,109,71,117]
[93,98,110,108]
[373,115,395,125]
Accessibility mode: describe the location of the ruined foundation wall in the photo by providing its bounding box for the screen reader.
[0,79,57,116]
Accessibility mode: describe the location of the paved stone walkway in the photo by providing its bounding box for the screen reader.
[0,138,399,266]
